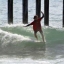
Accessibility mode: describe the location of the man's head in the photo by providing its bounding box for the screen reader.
[33,15,38,20]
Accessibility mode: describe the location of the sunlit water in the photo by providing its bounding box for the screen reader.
[0,0,63,28]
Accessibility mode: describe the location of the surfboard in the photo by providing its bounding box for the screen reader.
[34,39,46,43]
[35,40,41,42]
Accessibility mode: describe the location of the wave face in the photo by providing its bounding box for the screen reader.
[0,25,45,56]
[0,24,64,59]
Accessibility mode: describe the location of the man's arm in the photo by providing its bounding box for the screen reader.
[24,21,34,27]
[25,24,31,27]
[40,11,44,19]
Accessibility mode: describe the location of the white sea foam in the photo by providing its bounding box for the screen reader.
[0,56,64,64]
[0,29,31,45]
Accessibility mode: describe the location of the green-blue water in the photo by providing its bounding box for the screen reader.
[0,25,64,64]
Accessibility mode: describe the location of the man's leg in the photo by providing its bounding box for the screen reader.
[34,31,38,40]
[39,30,45,42]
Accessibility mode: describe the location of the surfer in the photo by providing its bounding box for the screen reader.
[24,11,45,42]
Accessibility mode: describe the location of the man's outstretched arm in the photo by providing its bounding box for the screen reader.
[24,22,34,27]
[41,11,44,19]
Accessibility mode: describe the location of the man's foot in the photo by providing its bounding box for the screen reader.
[35,40,40,42]
[43,40,46,43]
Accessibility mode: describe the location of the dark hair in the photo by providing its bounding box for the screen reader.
[33,15,38,19]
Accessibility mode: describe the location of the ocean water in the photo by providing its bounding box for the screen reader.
[0,0,63,27]
[0,0,64,64]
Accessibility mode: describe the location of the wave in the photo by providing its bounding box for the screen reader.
[0,24,45,55]
[0,24,64,57]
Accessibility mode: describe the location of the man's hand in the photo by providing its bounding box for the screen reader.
[41,11,44,18]
[23,26,27,27]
